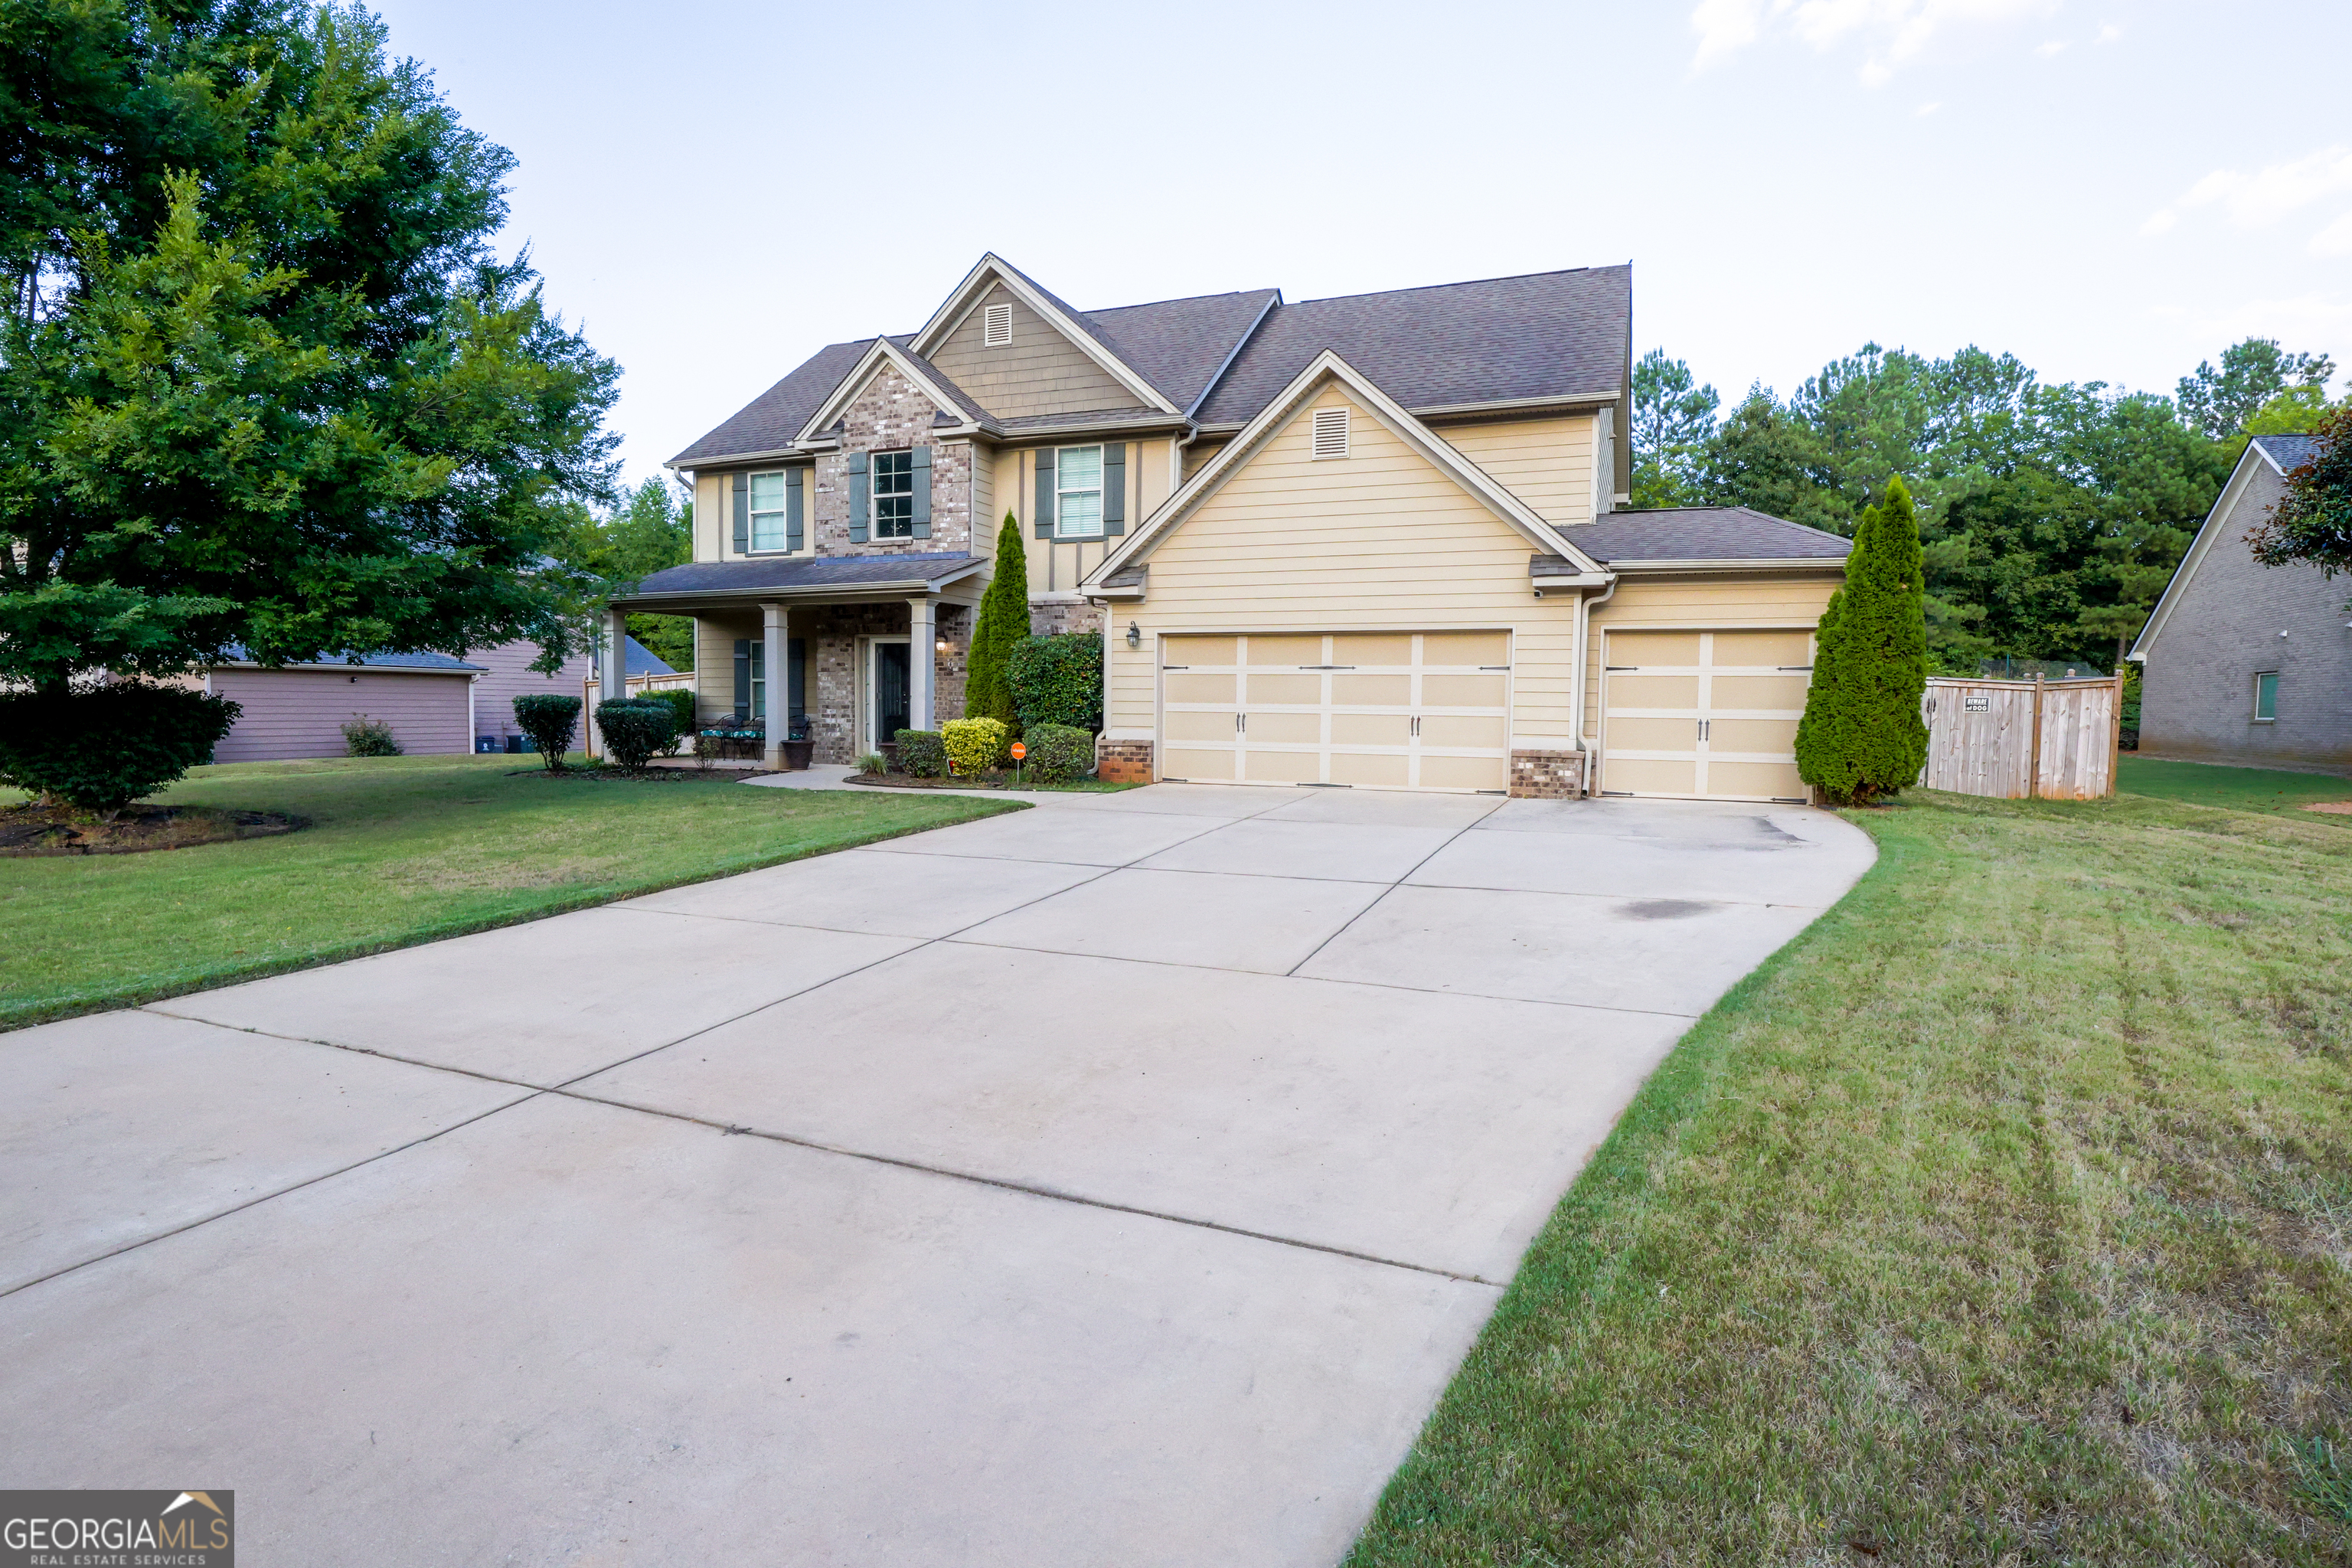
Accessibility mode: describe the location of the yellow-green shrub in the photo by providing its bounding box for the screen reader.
[941,717,1008,776]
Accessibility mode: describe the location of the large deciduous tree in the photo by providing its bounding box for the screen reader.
[2249,407,2352,581]
[0,1,618,716]
[1795,476,1929,806]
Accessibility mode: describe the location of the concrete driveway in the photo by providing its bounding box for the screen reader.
[0,781,1873,1566]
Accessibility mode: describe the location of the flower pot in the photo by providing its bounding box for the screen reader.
[781,739,815,771]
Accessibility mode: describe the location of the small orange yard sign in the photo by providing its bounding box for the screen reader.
[1009,742,1027,760]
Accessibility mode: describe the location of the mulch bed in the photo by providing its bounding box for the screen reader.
[0,802,303,858]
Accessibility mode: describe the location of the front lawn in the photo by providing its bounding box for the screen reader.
[2120,754,2352,821]
[1,754,1019,1029]
[1351,786,2352,1563]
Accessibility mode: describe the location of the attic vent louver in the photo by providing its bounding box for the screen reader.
[982,302,1012,347]
[1312,407,1349,460]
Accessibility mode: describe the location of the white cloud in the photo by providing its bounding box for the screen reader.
[2162,292,2352,348]
[2142,145,2352,246]
[2034,38,2066,55]
[2313,212,2352,259]
[2138,209,2177,237]
[2096,22,2123,42]
[1689,0,2056,81]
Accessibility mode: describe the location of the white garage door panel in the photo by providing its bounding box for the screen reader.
[1601,629,1813,802]
[1160,632,1511,793]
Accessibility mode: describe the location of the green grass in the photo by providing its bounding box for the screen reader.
[1349,786,2352,1565]
[0,753,1019,1029]
[2120,755,2352,821]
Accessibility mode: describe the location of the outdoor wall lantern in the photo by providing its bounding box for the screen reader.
[936,638,952,655]
[1125,621,1141,649]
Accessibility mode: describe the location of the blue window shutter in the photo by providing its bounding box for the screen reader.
[1034,449,1054,538]
[732,473,749,554]
[786,469,804,551]
[910,446,932,539]
[788,637,806,728]
[733,639,750,717]
[847,451,869,544]
[1102,443,1126,536]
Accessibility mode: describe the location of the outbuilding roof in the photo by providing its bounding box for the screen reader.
[212,645,485,672]
[2252,433,2324,471]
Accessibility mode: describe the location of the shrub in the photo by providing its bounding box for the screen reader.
[1023,722,1093,784]
[894,729,947,778]
[941,717,1008,776]
[1008,632,1103,733]
[341,714,401,756]
[855,751,887,776]
[639,687,697,756]
[965,512,1027,725]
[1795,475,1929,805]
[594,697,678,772]
[512,694,581,770]
[0,681,240,818]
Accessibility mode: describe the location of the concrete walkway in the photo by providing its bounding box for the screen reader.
[0,780,1874,1566]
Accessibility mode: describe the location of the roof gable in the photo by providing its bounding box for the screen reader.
[2130,439,2278,658]
[908,254,1178,414]
[787,338,986,446]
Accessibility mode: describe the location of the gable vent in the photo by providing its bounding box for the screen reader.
[1312,407,1350,460]
[982,302,1012,347]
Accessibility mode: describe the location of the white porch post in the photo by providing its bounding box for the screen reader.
[907,595,936,734]
[597,605,627,758]
[763,601,789,769]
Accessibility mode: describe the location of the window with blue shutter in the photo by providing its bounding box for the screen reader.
[1033,449,1054,537]
[910,446,932,539]
[1103,443,1126,536]
[847,452,870,544]
[872,450,915,538]
[786,468,805,551]
[748,472,789,550]
[1054,446,1104,539]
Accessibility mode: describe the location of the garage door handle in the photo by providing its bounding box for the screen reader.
[1697,719,1710,741]
[1236,713,1245,733]
[1411,715,1421,737]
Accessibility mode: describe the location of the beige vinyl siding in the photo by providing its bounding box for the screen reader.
[928,283,1135,419]
[209,668,471,761]
[969,438,995,535]
[1181,439,1227,482]
[694,611,760,724]
[694,471,724,561]
[1105,387,1582,746]
[1582,575,1842,740]
[1438,413,1597,527]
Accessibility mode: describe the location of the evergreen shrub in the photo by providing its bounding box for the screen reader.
[1007,632,1103,733]
[893,729,947,778]
[0,682,240,817]
[1023,723,1093,784]
[593,697,678,771]
[341,715,401,756]
[1795,475,1930,805]
[965,513,1028,726]
[512,694,580,770]
[942,717,1008,775]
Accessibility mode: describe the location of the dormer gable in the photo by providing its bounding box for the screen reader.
[911,254,1179,419]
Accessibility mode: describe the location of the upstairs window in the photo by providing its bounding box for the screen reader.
[983,302,1012,346]
[1056,445,1104,538]
[1312,407,1349,459]
[872,449,915,538]
[749,472,789,550]
[2254,671,2279,722]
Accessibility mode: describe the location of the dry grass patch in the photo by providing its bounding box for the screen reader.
[1350,789,2352,1565]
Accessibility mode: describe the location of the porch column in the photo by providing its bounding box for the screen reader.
[762,601,788,769]
[598,605,626,759]
[907,595,936,733]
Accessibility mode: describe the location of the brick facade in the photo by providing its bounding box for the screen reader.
[1097,737,1154,784]
[792,601,978,765]
[1509,749,1586,799]
[811,364,974,557]
[1028,596,1104,636]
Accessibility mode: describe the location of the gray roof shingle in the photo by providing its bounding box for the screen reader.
[2253,433,2325,470]
[1531,508,1851,569]
[1080,289,1282,412]
[1191,266,1631,427]
[214,645,484,672]
[619,552,982,601]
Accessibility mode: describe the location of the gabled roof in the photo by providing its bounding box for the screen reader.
[789,337,989,446]
[2130,433,2319,659]
[1191,266,1631,428]
[1082,351,1609,592]
[907,254,1180,415]
[671,340,872,466]
[1536,508,1852,569]
[1081,289,1282,413]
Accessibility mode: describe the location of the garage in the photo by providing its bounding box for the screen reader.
[1599,628,1815,802]
[1158,631,1512,792]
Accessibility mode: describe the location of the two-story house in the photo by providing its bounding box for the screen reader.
[607,254,1851,799]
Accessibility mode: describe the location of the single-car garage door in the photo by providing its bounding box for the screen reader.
[1160,632,1511,792]
[1600,628,1815,802]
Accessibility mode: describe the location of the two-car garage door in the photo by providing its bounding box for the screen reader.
[1599,629,1815,802]
[1159,632,1511,792]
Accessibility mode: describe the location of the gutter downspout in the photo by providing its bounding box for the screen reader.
[1570,574,1619,798]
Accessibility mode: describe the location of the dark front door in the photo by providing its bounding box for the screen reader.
[874,642,912,745]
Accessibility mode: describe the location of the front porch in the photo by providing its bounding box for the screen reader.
[605,554,985,769]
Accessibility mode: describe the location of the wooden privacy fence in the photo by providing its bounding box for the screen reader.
[1919,674,2122,800]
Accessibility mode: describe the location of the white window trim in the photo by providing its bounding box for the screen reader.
[871,449,916,540]
[1312,407,1349,460]
[2253,670,2279,723]
[747,469,792,554]
[1055,443,1106,540]
[982,301,1012,347]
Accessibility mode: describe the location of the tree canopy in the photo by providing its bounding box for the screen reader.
[2249,407,2352,581]
[556,476,696,671]
[0,0,619,696]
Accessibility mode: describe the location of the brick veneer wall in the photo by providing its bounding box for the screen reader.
[1097,737,1154,784]
[935,603,972,721]
[1029,597,1103,636]
[1509,749,1586,799]
[795,601,977,764]
[811,363,973,557]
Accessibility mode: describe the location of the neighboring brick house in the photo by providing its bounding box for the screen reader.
[613,254,1850,797]
[2131,434,2352,769]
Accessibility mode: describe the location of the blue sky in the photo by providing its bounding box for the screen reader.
[369,0,2352,490]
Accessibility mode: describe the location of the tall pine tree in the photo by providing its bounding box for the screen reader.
[1795,475,1929,805]
[965,511,1027,725]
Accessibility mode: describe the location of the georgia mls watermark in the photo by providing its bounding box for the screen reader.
[2,1491,233,1567]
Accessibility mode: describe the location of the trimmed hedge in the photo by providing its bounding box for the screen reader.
[1007,632,1102,733]
[893,729,947,778]
[0,682,241,815]
[639,687,697,756]
[942,717,1008,776]
[1023,722,1093,784]
[594,697,678,771]
[512,694,580,770]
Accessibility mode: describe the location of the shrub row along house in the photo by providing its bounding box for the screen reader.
[610,255,1851,799]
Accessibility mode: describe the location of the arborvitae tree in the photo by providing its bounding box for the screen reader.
[1795,475,1929,805]
[965,511,1027,724]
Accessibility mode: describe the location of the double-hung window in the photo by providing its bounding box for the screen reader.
[2254,671,2279,722]
[872,450,915,539]
[1055,445,1104,539]
[749,472,790,551]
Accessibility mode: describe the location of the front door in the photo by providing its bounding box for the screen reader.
[873,641,912,747]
